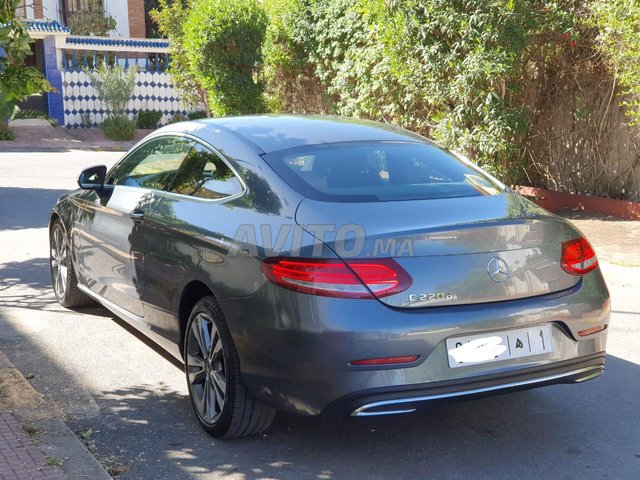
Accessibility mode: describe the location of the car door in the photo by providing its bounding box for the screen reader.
[78,135,195,318]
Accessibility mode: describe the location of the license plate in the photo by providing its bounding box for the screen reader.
[446,325,554,368]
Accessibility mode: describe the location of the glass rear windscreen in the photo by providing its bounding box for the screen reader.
[267,142,504,202]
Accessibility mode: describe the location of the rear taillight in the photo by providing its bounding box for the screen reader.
[561,237,598,275]
[350,355,420,366]
[260,257,412,299]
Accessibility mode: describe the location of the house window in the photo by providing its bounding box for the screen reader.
[60,0,104,24]
[59,0,114,35]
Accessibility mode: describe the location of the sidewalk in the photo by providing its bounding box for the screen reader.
[0,351,110,480]
[0,410,67,480]
[0,124,151,152]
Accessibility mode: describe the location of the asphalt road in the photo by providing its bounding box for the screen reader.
[1,151,639,480]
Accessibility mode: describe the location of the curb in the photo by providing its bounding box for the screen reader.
[0,351,112,480]
[515,186,640,221]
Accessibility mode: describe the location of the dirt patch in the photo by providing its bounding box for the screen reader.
[0,354,53,423]
[559,210,640,267]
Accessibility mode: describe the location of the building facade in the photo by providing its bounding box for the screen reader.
[16,0,148,38]
[13,1,193,127]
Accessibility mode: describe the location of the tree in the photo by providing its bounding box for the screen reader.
[262,0,329,113]
[150,0,209,114]
[182,0,267,116]
[590,0,640,125]
[0,0,53,138]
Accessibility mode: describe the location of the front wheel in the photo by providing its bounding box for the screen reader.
[184,296,275,438]
[50,220,92,308]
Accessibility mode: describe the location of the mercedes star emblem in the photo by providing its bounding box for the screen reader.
[487,257,510,283]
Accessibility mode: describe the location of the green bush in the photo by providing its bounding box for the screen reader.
[67,14,116,36]
[102,114,137,141]
[168,113,187,124]
[187,110,207,120]
[137,109,163,129]
[305,0,578,183]
[0,123,15,140]
[183,0,268,116]
[66,0,116,36]
[151,0,206,110]
[1,0,53,132]
[0,103,15,140]
[262,0,327,112]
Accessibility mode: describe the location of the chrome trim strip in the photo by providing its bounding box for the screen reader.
[351,365,604,417]
[574,367,605,383]
[77,284,148,330]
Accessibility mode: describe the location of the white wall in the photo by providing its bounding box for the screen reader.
[41,0,60,21]
[24,2,34,19]
[104,0,130,37]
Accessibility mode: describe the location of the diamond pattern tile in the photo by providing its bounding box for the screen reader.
[62,70,192,128]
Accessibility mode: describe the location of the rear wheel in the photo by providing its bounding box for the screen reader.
[184,296,275,438]
[50,220,92,308]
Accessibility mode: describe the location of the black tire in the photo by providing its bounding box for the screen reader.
[50,219,92,308]
[184,296,275,438]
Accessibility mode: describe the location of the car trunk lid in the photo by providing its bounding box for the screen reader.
[295,193,582,308]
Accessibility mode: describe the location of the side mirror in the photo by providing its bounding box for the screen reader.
[78,165,107,190]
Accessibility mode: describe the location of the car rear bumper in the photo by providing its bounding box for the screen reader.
[219,270,610,416]
[325,353,605,417]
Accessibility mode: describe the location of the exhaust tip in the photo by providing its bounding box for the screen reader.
[351,406,416,417]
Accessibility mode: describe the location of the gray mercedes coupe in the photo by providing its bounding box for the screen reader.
[49,116,610,438]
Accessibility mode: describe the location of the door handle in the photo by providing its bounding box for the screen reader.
[128,210,145,223]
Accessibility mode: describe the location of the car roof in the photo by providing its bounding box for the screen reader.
[191,115,425,153]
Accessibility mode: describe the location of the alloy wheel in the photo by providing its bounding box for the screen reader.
[186,313,227,425]
[51,227,69,299]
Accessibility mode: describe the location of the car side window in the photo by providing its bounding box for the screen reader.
[107,136,195,190]
[167,143,244,200]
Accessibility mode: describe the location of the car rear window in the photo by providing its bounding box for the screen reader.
[264,142,504,202]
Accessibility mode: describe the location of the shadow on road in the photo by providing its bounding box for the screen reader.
[0,257,54,309]
[68,353,640,480]
[0,187,70,231]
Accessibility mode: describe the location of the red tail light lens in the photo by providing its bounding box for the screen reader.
[577,324,607,337]
[350,355,420,366]
[561,237,598,275]
[260,258,412,299]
